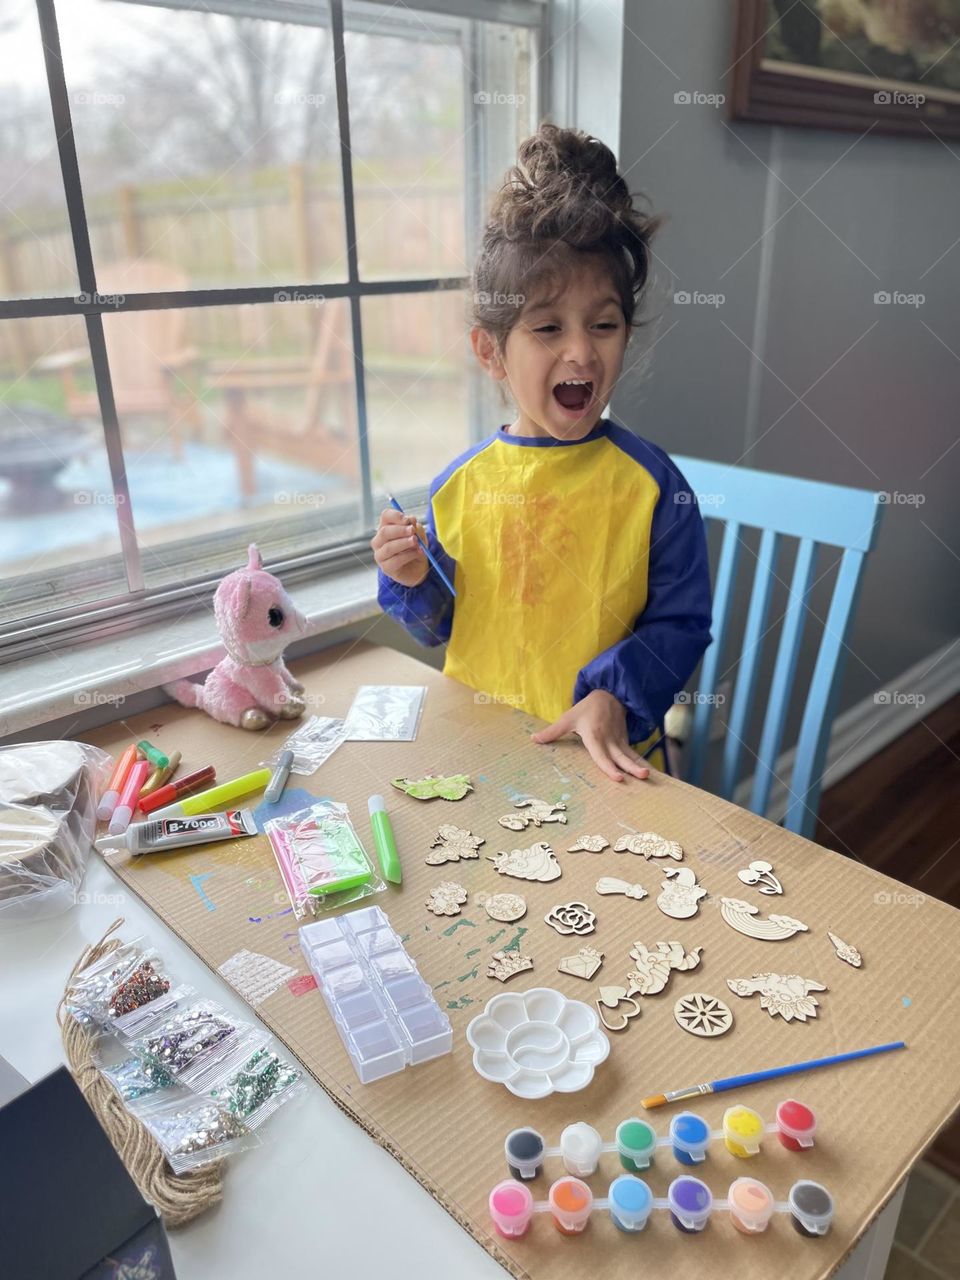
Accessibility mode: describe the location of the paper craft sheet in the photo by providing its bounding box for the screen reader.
[81,641,960,1280]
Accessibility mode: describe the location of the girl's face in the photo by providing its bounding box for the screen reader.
[471,261,628,440]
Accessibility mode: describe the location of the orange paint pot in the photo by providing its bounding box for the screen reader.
[727,1177,776,1234]
[548,1176,593,1235]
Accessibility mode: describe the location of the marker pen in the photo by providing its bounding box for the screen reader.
[97,744,140,822]
[368,794,402,884]
[139,765,217,815]
[108,759,151,835]
[148,768,272,821]
[265,750,294,804]
[137,739,169,769]
[140,749,181,799]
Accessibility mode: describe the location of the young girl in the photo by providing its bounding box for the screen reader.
[372,122,712,783]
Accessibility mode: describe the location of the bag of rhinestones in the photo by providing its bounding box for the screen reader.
[202,1034,306,1131]
[123,999,257,1092]
[129,1090,260,1173]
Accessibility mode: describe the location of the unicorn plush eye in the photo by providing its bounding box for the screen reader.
[268,605,284,628]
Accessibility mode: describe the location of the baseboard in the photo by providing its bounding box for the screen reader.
[734,638,960,824]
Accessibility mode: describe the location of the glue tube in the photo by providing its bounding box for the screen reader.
[95,810,257,855]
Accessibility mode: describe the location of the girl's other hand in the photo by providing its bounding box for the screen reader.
[372,508,430,587]
[530,689,650,783]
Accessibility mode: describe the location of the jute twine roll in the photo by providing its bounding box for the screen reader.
[57,917,224,1228]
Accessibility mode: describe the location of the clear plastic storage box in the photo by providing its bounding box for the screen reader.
[299,905,452,1083]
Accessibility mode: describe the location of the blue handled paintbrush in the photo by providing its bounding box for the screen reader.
[385,492,457,597]
[641,1040,907,1109]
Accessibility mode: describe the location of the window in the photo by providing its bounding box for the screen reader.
[0,0,543,654]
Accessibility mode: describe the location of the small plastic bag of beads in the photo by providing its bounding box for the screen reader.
[101,1054,182,1105]
[105,957,194,1039]
[65,938,153,1026]
[126,1000,253,1090]
[205,1037,305,1130]
[132,1092,260,1173]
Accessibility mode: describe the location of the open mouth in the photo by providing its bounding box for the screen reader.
[552,378,594,414]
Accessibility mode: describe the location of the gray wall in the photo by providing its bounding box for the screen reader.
[610,0,959,738]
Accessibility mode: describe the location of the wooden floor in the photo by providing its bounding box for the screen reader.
[816,692,960,1179]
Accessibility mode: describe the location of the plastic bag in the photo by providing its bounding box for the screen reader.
[265,798,384,919]
[0,740,113,923]
[131,1092,259,1173]
[206,1038,305,1129]
[261,715,346,775]
[127,1000,256,1090]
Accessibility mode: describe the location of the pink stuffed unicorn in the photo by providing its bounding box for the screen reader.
[164,544,309,730]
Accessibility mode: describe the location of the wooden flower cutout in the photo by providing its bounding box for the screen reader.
[544,901,597,936]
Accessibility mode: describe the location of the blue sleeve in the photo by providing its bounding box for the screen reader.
[376,490,456,648]
[573,457,713,745]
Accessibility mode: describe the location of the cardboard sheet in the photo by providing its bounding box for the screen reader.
[82,640,960,1280]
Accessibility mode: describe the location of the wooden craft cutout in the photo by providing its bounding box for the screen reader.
[487,841,561,882]
[626,941,704,996]
[726,973,827,1022]
[567,834,609,853]
[426,824,485,865]
[392,774,472,801]
[657,866,707,919]
[596,877,648,901]
[557,946,604,981]
[487,950,534,982]
[737,859,783,895]
[828,931,863,968]
[613,831,683,861]
[719,897,808,941]
[498,798,568,831]
[426,881,468,916]
[596,986,641,1032]
[674,993,733,1038]
[476,892,527,923]
[544,901,597,936]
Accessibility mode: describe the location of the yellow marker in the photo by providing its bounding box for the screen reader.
[147,768,271,821]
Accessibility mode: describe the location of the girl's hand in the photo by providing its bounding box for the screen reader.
[372,508,430,588]
[530,689,650,783]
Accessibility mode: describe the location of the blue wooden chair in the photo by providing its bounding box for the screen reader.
[672,456,884,840]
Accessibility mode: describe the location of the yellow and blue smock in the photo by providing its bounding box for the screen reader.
[377,419,713,771]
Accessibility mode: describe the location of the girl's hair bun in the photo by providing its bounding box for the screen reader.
[469,121,662,346]
[492,122,635,246]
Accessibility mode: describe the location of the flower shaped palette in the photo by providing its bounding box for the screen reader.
[465,988,610,1099]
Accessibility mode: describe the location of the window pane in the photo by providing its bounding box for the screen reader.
[57,1,347,289]
[345,2,536,281]
[0,315,127,625]
[99,298,361,590]
[362,290,475,498]
[0,5,80,299]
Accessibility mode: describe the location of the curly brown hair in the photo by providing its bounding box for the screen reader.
[468,121,663,353]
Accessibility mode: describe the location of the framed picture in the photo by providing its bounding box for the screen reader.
[731,1,960,139]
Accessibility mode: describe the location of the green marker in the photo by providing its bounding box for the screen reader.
[137,739,169,769]
[368,794,402,884]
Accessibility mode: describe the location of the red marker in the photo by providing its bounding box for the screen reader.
[138,765,216,815]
